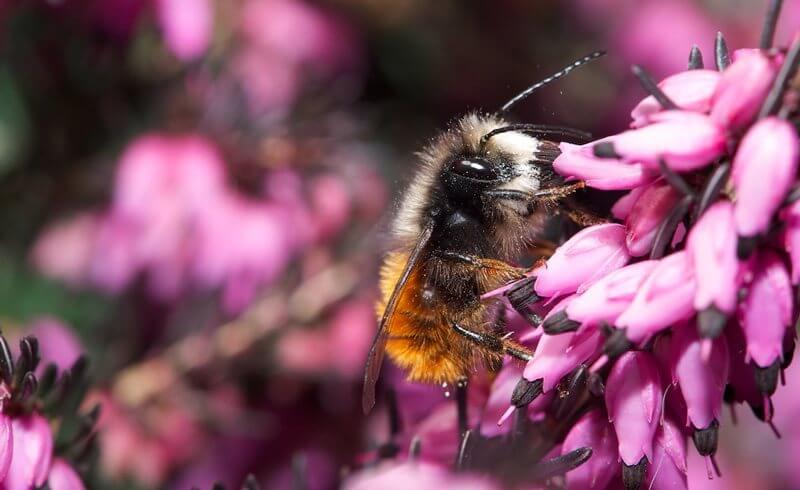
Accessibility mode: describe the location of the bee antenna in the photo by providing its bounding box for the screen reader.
[497,50,607,115]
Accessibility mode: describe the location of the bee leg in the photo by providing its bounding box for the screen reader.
[452,323,533,362]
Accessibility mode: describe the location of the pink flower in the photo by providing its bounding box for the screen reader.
[616,251,696,343]
[625,182,681,256]
[648,418,688,490]
[607,111,726,172]
[671,325,729,431]
[344,462,499,490]
[155,0,212,61]
[30,212,100,289]
[611,186,648,220]
[480,363,553,436]
[565,260,658,328]
[48,458,85,490]
[534,223,630,298]
[554,142,656,190]
[25,317,83,373]
[732,117,800,239]
[740,251,793,370]
[782,200,800,283]
[0,413,11,482]
[687,201,740,315]
[561,410,618,490]
[711,51,776,131]
[4,414,54,489]
[605,352,663,470]
[631,69,721,127]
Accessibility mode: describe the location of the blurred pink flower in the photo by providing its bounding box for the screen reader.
[47,458,85,490]
[155,0,213,61]
[25,317,83,373]
[345,461,498,490]
[30,212,100,289]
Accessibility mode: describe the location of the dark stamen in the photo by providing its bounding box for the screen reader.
[409,436,422,460]
[542,310,581,335]
[588,372,606,397]
[0,333,14,385]
[650,195,693,259]
[511,377,544,407]
[593,141,621,159]
[37,364,57,397]
[737,235,760,260]
[698,306,728,339]
[715,32,731,71]
[632,65,678,109]
[658,159,695,197]
[505,276,540,311]
[759,36,800,118]
[723,384,736,404]
[455,429,474,470]
[688,45,704,70]
[693,162,730,222]
[603,328,633,359]
[759,0,784,50]
[528,447,593,481]
[511,405,529,442]
[387,388,401,436]
[553,365,588,420]
[243,474,261,490]
[456,377,469,437]
[692,419,720,456]
[622,457,648,490]
[784,184,800,205]
[754,360,781,395]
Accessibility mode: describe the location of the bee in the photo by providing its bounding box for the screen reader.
[362,52,606,413]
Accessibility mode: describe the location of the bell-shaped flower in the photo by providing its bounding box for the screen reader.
[732,117,800,239]
[782,200,800,284]
[524,297,603,393]
[647,418,688,490]
[616,251,696,344]
[710,50,776,131]
[605,352,663,475]
[605,111,726,172]
[48,458,86,490]
[534,224,630,298]
[4,413,54,489]
[625,182,681,256]
[565,260,658,328]
[687,201,739,314]
[611,186,647,220]
[672,325,729,432]
[481,363,553,435]
[740,251,793,370]
[553,143,656,190]
[562,410,618,490]
[631,69,721,127]
[0,412,11,482]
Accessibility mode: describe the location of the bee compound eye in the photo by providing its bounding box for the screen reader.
[449,158,498,181]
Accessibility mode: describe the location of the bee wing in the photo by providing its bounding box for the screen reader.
[362,220,434,414]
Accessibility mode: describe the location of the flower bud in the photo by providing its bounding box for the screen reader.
[732,117,800,239]
[605,111,726,172]
[566,260,658,328]
[553,143,656,190]
[740,251,793,371]
[534,224,630,298]
[562,410,618,490]
[0,413,10,482]
[648,418,688,490]
[671,325,729,432]
[606,352,663,471]
[631,69,720,128]
[711,51,776,130]
[781,200,800,284]
[625,182,681,257]
[616,251,696,344]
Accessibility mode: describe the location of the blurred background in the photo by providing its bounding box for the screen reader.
[0,0,798,488]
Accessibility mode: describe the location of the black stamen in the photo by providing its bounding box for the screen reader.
[552,365,588,420]
[697,306,728,339]
[455,429,474,470]
[759,0,784,50]
[758,36,800,118]
[715,32,731,71]
[692,162,730,222]
[631,65,678,109]
[456,377,469,437]
[511,377,544,407]
[723,384,736,404]
[754,360,781,395]
[505,276,540,311]
[542,310,581,334]
[0,333,15,385]
[511,405,529,442]
[782,334,795,369]
[688,45,704,70]
[622,457,648,490]
[784,184,800,205]
[499,50,606,114]
[409,436,422,460]
[588,372,606,397]
[528,447,593,481]
[593,141,621,158]
[658,158,695,197]
[737,235,760,260]
[692,419,720,456]
[37,364,57,397]
[603,328,633,359]
[650,194,693,259]
[387,388,401,437]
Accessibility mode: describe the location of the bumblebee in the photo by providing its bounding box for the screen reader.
[363,52,605,413]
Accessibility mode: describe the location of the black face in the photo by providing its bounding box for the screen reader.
[441,156,508,208]
[448,158,498,181]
